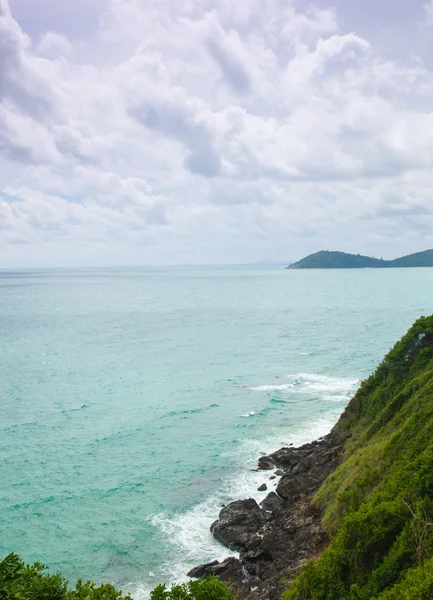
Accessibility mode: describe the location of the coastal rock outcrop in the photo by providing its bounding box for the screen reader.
[190,431,345,600]
[210,498,269,552]
[259,491,284,517]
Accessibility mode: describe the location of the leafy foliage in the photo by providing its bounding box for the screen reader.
[149,577,238,600]
[0,554,26,600]
[375,557,433,599]
[282,316,433,599]
[0,554,132,600]
[0,555,236,600]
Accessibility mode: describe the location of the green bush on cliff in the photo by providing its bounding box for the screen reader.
[149,577,238,599]
[0,554,236,600]
[283,316,433,600]
[376,557,433,599]
[0,554,132,600]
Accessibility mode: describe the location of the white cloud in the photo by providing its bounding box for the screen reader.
[424,1,433,26]
[1,0,433,266]
[37,31,72,57]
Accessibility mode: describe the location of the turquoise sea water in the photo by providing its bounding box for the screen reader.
[1,266,433,596]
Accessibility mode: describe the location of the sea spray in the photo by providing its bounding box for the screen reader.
[139,377,358,598]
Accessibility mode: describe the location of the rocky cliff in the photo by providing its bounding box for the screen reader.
[191,315,433,600]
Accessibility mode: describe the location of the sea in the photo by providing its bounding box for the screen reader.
[1,265,433,597]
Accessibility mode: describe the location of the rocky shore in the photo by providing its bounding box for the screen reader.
[188,430,345,600]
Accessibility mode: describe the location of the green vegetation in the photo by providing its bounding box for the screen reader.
[287,251,386,269]
[391,250,433,268]
[0,554,236,600]
[0,554,132,600]
[149,578,238,599]
[283,315,433,600]
[286,249,433,269]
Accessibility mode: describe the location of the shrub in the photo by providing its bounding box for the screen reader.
[0,555,237,600]
[149,577,238,600]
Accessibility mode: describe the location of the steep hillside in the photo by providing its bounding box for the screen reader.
[284,315,433,599]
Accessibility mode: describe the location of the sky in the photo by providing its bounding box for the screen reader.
[1,0,433,267]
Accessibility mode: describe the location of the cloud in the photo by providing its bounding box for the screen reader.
[0,1,60,155]
[129,93,221,177]
[37,32,72,57]
[206,37,251,94]
[424,1,433,26]
[2,0,433,266]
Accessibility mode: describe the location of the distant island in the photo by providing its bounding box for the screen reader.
[286,249,433,269]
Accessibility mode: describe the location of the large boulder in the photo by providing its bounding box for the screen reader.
[260,491,284,517]
[210,498,267,552]
[258,456,275,470]
[187,560,219,578]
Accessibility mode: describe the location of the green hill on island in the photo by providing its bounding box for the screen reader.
[287,249,433,269]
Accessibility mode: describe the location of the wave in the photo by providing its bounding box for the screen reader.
[251,383,295,392]
[250,372,359,401]
[136,417,337,599]
[160,404,220,419]
[133,373,360,598]
[270,397,291,404]
[61,403,90,414]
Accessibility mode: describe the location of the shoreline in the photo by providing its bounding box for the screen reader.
[144,417,343,595]
[188,429,345,600]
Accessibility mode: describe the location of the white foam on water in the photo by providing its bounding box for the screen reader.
[251,373,359,401]
[135,414,339,599]
[290,373,359,392]
[251,383,295,392]
[134,374,360,599]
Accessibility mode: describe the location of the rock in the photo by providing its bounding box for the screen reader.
[189,431,345,600]
[290,454,314,476]
[210,498,267,552]
[277,470,314,500]
[211,559,263,599]
[260,492,284,517]
[188,557,244,580]
[258,457,275,470]
[187,560,219,578]
[258,483,268,491]
[261,447,301,470]
[211,557,240,577]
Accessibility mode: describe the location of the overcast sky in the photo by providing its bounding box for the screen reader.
[1,0,433,267]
